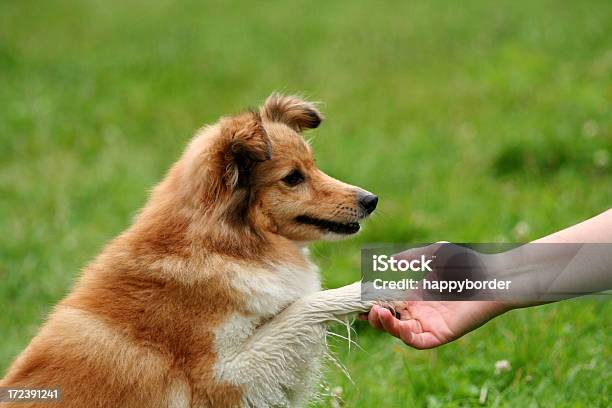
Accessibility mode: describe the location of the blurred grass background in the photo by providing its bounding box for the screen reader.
[1,0,611,406]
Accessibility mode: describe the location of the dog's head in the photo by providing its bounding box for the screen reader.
[180,93,377,244]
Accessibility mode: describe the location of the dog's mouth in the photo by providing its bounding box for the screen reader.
[295,215,361,234]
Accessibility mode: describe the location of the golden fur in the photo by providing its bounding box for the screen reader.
[1,94,376,407]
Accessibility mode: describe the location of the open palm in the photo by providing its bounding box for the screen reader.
[365,300,506,349]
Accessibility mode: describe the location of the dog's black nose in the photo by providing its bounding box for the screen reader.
[359,193,378,214]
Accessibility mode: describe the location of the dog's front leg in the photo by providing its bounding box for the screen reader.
[218,282,373,408]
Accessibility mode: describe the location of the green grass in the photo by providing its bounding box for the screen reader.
[1,0,611,406]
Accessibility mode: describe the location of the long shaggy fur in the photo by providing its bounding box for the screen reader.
[1,94,376,408]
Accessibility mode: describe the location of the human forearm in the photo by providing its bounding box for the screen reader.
[495,209,612,307]
[535,208,612,243]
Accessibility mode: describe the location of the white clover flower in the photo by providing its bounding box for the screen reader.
[495,359,512,374]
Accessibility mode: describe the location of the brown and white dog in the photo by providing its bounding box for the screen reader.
[1,94,378,407]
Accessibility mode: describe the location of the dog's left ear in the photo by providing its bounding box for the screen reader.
[260,93,324,132]
[220,111,272,189]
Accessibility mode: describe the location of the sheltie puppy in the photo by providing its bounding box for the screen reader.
[1,94,378,407]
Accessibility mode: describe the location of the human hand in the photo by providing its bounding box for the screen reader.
[361,242,511,348]
[363,300,508,349]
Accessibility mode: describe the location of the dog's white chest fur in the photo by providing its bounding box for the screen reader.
[212,252,324,407]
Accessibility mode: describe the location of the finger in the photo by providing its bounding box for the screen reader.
[377,307,401,337]
[357,313,368,321]
[391,246,427,261]
[368,305,383,330]
[392,241,449,261]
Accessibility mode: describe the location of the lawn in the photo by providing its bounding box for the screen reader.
[1,0,611,406]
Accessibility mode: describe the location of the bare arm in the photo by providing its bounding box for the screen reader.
[535,208,612,243]
[497,209,612,303]
[364,208,612,349]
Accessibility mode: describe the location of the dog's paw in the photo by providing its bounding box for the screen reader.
[374,301,403,319]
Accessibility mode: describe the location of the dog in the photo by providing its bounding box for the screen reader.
[1,94,378,407]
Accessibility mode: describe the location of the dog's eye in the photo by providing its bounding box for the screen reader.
[282,169,305,187]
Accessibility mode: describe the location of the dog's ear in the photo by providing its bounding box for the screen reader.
[182,111,270,223]
[260,93,324,132]
[219,111,272,189]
